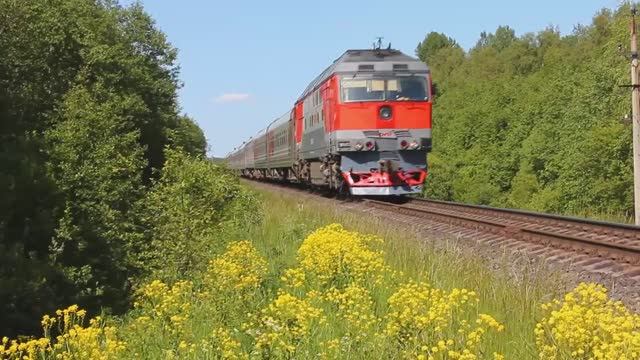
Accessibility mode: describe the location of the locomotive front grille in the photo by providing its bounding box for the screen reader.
[376,138,397,151]
[394,130,411,137]
[379,151,399,160]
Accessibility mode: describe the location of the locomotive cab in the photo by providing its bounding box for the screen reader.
[329,53,432,195]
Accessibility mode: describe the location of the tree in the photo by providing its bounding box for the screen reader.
[416,32,460,63]
[172,115,207,157]
[474,26,517,52]
[423,4,633,220]
[0,0,206,335]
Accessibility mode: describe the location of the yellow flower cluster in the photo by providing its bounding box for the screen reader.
[130,277,253,359]
[247,292,324,356]
[208,328,247,360]
[385,281,503,359]
[269,224,506,359]
[535,282,640,359]
[134,279,194,336]
[11,224,640,360]
[324,284,379,339]
[297,223,388,287]
[281,267,306,289]
[205,240,268,294]
[123,241,271,358]
[168,328,247,360]
[0,305,125,360]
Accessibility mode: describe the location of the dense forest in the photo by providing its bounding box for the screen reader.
[0,0,211,335]
[420,6,634,219]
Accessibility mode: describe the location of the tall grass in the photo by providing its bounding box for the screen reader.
[0,187,576,359]
[244,190,567,358]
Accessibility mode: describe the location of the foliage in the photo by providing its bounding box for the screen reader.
[422,5,635,220]
[170,115,207,158]
[0,0,208,336]
[140,150,262,281]
[46,86,146,314]
[416,32,461,64]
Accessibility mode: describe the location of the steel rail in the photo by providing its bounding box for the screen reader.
[410,197,640,231]
[363,199,640,266]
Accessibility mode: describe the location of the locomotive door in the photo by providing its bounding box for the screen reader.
[294,101,304,144]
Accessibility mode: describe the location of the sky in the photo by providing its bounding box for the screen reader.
[128,0,622,157]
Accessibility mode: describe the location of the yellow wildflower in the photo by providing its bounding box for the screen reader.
[535,282,640,360]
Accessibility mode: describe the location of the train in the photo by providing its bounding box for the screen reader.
[226,47,432,196]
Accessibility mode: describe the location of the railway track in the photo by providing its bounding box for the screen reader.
[363,197,640,277]
[247,179,640,290]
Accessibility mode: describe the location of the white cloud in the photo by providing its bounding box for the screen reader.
[214,93,250,103]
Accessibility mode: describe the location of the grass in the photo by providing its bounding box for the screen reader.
[0,185,597,359]
[246,189,568,359]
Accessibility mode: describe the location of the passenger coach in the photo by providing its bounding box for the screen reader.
[227,47,432,196]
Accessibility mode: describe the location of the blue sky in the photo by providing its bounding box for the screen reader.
[131,0,620,156]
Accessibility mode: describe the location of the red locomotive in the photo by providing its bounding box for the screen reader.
[227,47,432,195]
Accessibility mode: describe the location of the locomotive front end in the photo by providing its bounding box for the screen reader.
[333,59,432,196]
[338,129,430,195]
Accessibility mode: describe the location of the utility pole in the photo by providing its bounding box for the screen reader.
[631,5,640,225]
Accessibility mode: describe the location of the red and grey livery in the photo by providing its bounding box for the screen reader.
[227,48,432,196]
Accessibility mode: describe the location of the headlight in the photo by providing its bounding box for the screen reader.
[408,141,420,150]
[379,106,392,120]
[354,142,364,151]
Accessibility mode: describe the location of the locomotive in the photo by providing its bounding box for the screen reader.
[226,48,432,196]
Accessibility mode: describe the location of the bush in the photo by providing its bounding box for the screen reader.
[139,149,262,281]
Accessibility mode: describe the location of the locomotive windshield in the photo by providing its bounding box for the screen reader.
[341,77,428,102]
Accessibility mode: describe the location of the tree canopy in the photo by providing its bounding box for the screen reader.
[0,0,206,335]
[422,6,633,220]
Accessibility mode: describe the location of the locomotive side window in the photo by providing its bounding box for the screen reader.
[340,77,428,102]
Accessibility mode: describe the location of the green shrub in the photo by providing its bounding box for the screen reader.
[139,149,262,281]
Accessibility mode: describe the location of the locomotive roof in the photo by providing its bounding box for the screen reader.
[228,49,429,158]
[339,49,417,62]
[297,48,429,102]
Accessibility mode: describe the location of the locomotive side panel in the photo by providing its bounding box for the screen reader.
[323,76,338,133]
[300,85,328,160]
[294,102,304,144]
